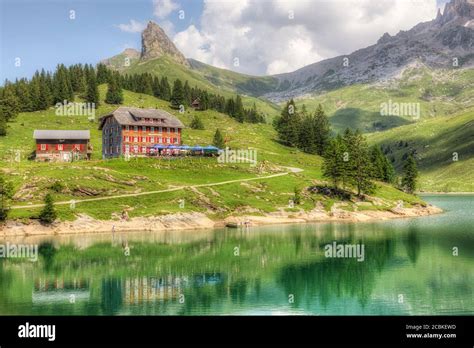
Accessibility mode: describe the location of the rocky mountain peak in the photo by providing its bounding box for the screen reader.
[436,0,474,26]
[122,48,140,58]
[141,21,189,67]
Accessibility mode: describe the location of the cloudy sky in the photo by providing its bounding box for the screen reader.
[1,0,450,81]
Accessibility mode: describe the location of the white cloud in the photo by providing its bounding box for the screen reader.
[153,0,179,19]
[172,0,439,75]
[117,19,146,33]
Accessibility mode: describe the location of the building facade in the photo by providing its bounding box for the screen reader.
[33,130,91,162]
[99,107,184,158]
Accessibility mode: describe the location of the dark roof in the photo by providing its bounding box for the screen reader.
[33,130,90,140]
[98,107,184,130]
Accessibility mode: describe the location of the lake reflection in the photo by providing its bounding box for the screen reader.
[0,195,472,315]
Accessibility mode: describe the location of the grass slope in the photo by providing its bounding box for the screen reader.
[293,66,474,133]
[120,56,280,119]
[0,87,420,221]
[368,108,474,192]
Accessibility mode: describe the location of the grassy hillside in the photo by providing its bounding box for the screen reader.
[293,66,474,133]
[368,108,474,192]
[0,87,421,221]
[113,55,280,119]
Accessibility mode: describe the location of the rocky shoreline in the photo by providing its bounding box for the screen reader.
[0,204,443,237]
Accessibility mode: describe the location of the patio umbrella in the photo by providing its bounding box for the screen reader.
[203,145,220,151]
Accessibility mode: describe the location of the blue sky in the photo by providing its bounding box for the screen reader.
[1,0,450,81]
[0,0,202,81]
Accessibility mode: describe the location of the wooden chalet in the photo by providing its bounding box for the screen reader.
[33,130,91,162]
[98,107,184,158]
[191,98,201,109]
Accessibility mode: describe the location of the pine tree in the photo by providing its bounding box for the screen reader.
[190,114,204,130]
[370,145,386,180]
[234,95,244,122]
[274,99,300,147]
[53,64,73,104]
[0,113,6,136]
[345,130,374,196]
[160,77,171,101]
[152,76,161,98]
[0,175,13,221]
[0,85,20,121]
[15,79,33,112]
[96,63,110,84]
[170,79,185,109]
[142,73,153,95]
[105,73,123,104]
[313,104,331,155]
[200,91,209,110]
[183,80,192,106]
[38,69,53,109]
[381,155,395,183]
[322,135,346,189]
[401,155,418,194]
[225,98,235,116]
[39,193,57,224]
[85,67,100,108]
[213,129,225,149]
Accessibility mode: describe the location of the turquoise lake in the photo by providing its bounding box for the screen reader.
[0,195,472,315]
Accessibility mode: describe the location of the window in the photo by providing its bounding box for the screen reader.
[125,145,130,153]
[134,137,138,143]
[142,146,146,153]
[173,138,178,144]
[126,125,129,131]
[151,127,154,133]
[57,144,64,151]
[40,144,46,151]
[175,127,178,133]
[142,126,146,132]
[166,138,170,144]
[133,145,138,153]
[142,137,147,142]
[134,126,138,132]
[150,137,155,143]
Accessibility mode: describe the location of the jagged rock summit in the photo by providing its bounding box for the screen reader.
[140,21,189,67]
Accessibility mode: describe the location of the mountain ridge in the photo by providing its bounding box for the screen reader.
[103,0,474,103]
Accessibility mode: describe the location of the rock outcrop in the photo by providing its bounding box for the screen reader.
[140,21,189,67]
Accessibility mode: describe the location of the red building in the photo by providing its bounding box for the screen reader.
[33,130,91,162]
[99,107,184,158]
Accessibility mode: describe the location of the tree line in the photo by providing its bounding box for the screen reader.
[274,100,418,196]
[120,72,265,123]
[0,62,265,136]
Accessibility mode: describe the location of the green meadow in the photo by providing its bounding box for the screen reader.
[0,86,423,221]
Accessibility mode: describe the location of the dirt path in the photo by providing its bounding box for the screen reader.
[10,171,293,210]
